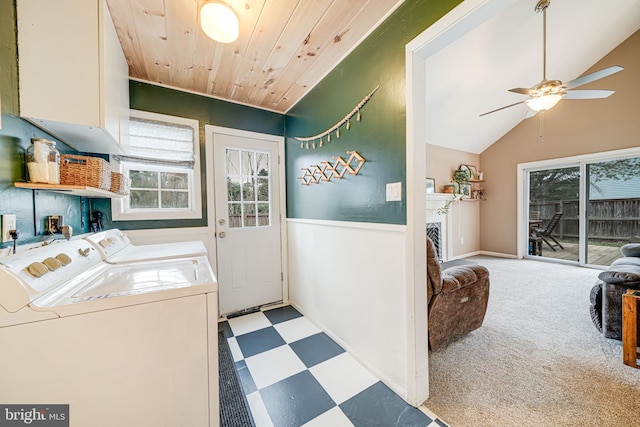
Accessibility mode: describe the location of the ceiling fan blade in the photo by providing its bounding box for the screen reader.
[563,65,623,90]
[563,90,615,99]
[479,100,527,117]
[508,88,537,95]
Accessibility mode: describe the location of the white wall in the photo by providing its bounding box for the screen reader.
[286,219,410,398]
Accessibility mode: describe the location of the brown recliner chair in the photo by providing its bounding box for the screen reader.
[427,236,490,350]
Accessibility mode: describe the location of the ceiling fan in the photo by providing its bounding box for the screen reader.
[480,0,623,118]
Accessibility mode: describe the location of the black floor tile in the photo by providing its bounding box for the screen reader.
[235,326,286,358]
[260,370,335,427]
[340,382,433,427]
[263,305,303,324]
[289,332,345,368]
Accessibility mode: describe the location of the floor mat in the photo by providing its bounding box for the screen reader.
[219,330,254,427]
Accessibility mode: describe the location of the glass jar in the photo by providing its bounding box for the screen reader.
[26,138,60,184]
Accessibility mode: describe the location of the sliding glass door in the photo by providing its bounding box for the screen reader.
[527,165,579,263]
[586,157,640,266]
[524,154,640,267]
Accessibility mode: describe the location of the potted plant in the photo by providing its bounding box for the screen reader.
[437,167,470,215]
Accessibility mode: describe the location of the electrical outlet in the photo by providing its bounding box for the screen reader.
[2,214,17,243]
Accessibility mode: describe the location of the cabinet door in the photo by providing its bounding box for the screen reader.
[18,0,101,126]
[102,0,126,147]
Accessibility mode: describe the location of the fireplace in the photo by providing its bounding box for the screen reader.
[426,222,442,260]
[426,194,453,261]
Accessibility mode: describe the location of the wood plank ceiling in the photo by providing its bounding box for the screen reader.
[106,0,403,113]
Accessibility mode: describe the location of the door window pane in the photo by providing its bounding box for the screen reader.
[228,203,242,228]
[256,153,269,176]
[243,203,256,227]
[227,177,241,202]
[242,151,255,176]
[226,149,240,175]
[242,178,256,201]
[257,178,269,201]
[225,148,271,228]
[258,203,270,226]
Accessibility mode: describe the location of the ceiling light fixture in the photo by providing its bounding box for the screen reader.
[526,94,563,112]
[200,1,239,44]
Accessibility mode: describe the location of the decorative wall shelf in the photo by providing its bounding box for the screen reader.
[14,182,124,198]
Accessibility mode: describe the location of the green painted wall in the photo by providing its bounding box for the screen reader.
[93,81,285,231]
[0,0,88,250]
[285,0,462,224]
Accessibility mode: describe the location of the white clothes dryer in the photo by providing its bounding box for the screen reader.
[0,237,219,427]
[83,228,208,264]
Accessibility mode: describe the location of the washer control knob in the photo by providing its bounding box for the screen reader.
[27,262,49,277]
[78,248,91,257]
[56,253,72,266]
[43,257,62,271]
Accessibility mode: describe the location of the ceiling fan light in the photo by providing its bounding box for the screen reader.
[527,94,562,112]
[200,2,239,43]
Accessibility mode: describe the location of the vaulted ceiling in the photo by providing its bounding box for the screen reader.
[425,0,640,153]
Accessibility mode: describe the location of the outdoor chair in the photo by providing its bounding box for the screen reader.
[533,212,564,251]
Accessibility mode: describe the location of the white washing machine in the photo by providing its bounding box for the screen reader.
[0,237,219,427]
[83,229,208,264]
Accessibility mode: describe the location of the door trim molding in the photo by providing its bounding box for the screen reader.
[204,125,288,313]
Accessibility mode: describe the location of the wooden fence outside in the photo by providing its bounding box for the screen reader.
[530,198,640,241]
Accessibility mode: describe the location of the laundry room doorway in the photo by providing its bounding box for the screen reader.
[205,126,287,316]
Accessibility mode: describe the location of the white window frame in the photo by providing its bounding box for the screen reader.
[111,110,202,221]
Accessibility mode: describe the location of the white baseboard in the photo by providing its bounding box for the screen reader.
[479,250,518,259]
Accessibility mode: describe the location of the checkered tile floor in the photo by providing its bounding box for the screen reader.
[219,306,447,427]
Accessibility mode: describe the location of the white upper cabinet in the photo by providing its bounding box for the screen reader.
[18,0,129,154]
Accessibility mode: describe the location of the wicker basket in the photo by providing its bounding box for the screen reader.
[109,172,131,196]
[59,154,111,191]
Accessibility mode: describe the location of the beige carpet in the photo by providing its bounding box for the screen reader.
[423,256,640,427]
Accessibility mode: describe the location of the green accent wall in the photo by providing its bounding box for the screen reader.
[285,0,462,224]
[92,81,285,231]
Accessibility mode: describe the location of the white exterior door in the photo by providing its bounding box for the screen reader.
[209,128,284,315]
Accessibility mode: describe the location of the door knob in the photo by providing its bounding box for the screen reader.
[218,231,226,238]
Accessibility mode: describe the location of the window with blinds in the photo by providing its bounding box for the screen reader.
[111,110,202,221]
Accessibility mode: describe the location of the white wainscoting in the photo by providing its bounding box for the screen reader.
[287,218,409,399]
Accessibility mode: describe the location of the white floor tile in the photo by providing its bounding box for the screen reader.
[245,345,306,389]
[309,352,379,405]
[273,316,322,343]
[302,407,354,427]
[227,337,243,362]
[246,391,274,427]
[228,312,272,336]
